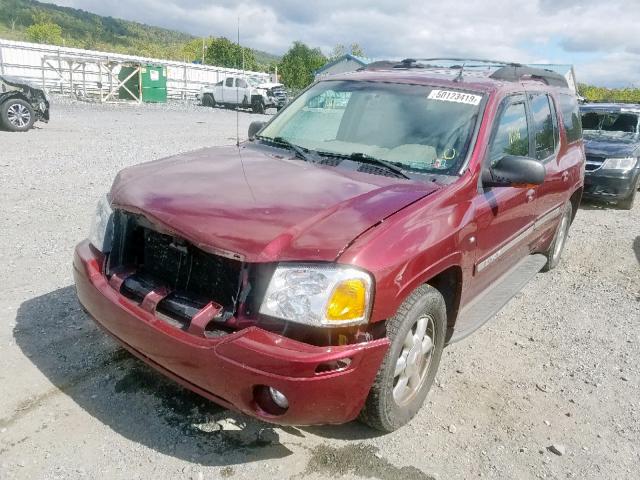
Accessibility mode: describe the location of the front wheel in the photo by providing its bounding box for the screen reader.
[1,99,35,132]
[359,284,446,432]
[542,201,572,271]
[617,182,637,210]
[202,94,215,108]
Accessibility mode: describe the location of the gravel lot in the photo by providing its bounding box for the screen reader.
[1,98,638,480]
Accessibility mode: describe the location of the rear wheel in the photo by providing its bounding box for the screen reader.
[1,99,35,132]
[252,98,265,114]
[359,284,446,432]
[542,201,572,271]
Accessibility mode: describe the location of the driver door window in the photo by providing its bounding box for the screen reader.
[225,77,234,87]
[488,97,530,166]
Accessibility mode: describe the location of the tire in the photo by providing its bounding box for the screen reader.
[202,94,215,108]
[1,99,35,132]
[542,201,572,271]
[252,98,265,114]
[359,284,446,432]
[617,182,637,210]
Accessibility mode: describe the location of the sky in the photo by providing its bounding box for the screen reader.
[42,0,640,86]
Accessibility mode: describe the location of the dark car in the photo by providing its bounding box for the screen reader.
[74,59,584,432]
[580,103,640,209]
[0,75,50,132]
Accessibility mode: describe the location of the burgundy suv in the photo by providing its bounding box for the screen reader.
[74,59,585,432]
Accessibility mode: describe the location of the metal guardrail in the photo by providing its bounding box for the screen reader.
[0,39,270,102]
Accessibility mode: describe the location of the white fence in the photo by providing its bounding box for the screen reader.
[0,39,270,101]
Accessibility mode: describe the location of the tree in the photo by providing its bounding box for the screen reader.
[329,42,366,61]
[204,37,258,71]
[180,38,208,63]
[350,43,365,58]
[26,21,63,45]
[329,44,346,60]
[279,41,327,90]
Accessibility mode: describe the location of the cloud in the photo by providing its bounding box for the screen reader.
[41,0,640,86]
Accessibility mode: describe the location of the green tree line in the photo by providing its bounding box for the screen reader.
[578,83,640,103]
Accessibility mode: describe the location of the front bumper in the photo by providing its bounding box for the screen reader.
[583,169,640,201]
[73,240,389,425]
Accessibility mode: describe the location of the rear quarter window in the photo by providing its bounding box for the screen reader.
[558,94,583,143]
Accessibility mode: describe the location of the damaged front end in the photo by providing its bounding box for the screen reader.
[0,75,50,123]
[75,203,390,425]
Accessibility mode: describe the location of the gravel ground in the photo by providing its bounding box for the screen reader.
[0,98,638,480]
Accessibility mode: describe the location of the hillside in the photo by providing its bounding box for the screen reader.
[0,0,280,68]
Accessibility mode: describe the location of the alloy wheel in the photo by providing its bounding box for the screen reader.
[7,103,31,129]
[392,313,435,405]
[553,210,570,261]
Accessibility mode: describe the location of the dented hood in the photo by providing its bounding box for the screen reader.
[110,144,438,262]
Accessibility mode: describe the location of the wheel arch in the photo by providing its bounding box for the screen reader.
[385,261,463,335]
[0,91,30,106]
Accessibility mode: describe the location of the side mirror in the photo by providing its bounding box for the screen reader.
[248,121,265,140]
[482,155,545,188]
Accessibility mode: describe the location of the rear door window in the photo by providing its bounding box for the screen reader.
[529,93,556,160]
[558,94,582,143]
[488,96,530,166]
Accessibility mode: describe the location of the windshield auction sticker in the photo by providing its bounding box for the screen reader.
[428,90,482,106]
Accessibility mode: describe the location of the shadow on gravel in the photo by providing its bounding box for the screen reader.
[14,286,293,466]
[634,236,640,265]
[579,199,614,210]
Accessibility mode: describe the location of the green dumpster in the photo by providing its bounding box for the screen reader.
[118,64,167,103]
[141,65,167,103]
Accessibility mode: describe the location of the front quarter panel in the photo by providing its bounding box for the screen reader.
[338,178,477,322]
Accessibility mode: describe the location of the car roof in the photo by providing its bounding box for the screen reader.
[580,103,640,114]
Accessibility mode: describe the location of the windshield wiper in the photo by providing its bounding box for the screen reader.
[347,152,411,179]
[257,135,316,163]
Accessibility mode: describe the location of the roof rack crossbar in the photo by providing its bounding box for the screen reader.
[407,57,522,67]
[361,57,569,88]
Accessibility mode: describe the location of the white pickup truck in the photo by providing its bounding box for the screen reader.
[198,76,288,113]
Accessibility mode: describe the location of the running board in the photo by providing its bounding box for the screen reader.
[448,254,547,344]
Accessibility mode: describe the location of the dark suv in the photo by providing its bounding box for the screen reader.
[581,103,640,209]
[74,59,585,432]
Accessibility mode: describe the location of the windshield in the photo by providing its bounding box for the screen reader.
[259,80,484,175]
[581,111,639,136]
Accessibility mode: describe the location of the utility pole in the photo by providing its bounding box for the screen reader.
[202,37,205,64]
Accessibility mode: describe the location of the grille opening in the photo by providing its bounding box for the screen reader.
[108,210,243,325]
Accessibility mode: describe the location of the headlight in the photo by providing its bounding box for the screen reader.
[259,264,373,327]
[88,195,114,253]
[602,157,637,171]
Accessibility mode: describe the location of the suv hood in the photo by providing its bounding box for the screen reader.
[583,132,640,158]
[110,144,439,262]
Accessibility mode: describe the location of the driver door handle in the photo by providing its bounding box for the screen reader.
[562,171,569,182]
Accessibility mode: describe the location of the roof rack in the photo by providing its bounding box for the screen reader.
[363,57,569,88]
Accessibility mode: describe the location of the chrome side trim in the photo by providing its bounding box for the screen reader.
[533,205,563,230]
[476,225,534,273]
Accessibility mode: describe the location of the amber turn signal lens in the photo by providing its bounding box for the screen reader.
[326,278,367,321]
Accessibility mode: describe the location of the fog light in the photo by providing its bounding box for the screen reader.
[268,387,289,409]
